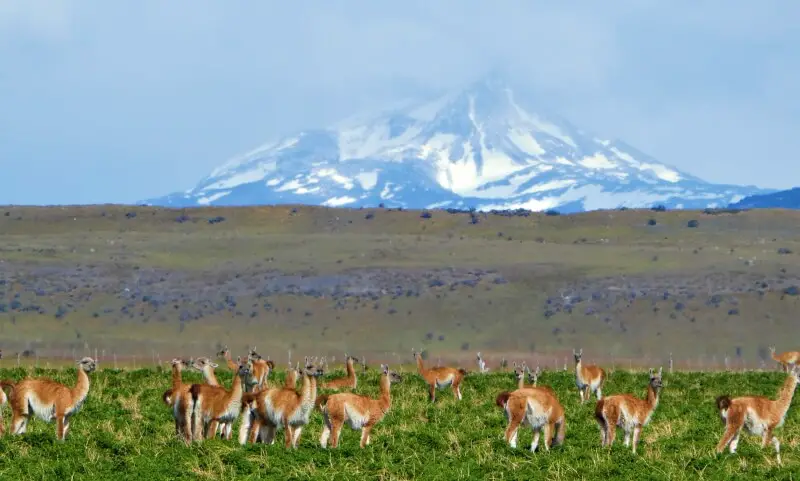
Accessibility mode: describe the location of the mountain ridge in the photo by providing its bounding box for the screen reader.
[143,74,770,212]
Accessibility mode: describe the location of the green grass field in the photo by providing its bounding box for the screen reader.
[1,363,800,480]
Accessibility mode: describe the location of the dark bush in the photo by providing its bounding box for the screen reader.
[544,209,560,216]
[783,286,800,296]
[364,212,375,220]
[125,212,137,219]
[461,342,470,351]
[420,211,432,219]
[175,215,191,223]
[647,219,657,226]
[687,219,699,228]
[651,205,667,212]
[208,216,226,224]
[778,248,793,255]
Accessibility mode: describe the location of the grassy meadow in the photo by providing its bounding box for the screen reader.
[1,363,800,480]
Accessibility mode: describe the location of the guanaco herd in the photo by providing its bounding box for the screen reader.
[1,346,800,465]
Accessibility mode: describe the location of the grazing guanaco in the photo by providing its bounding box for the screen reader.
[318,364,402,448]
[495,387,566,452]
[320,354,359,390]
[595,367,663,454]
[1,357,97,441]
[574,349,605,403]
[238,358,324,448]
[413,349,467,402]
[769,346,800,373]
[715,364,800,465]
[190,360,250,441]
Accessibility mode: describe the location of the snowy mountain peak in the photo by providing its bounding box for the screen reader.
[145,73,768,212]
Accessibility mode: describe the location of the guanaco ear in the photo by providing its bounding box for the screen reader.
[658,366,663,376]
[210,362,218,368]
[649,368,654,377]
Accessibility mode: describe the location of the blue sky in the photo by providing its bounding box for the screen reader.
[1,1,798,205]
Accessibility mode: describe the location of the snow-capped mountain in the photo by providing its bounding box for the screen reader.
[144,74,770,212]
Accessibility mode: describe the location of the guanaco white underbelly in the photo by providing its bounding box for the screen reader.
[436,375,454,388]
[344,404,369,430]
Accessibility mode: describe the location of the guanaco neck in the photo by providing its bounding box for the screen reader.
[415,355,427,376]
[775,374,798,417]
[228,371,243,401]
[202,366,220,386]
[645,383,660,411]
[71,368,91,403]
[516,374,525,390]
[346,359,355,378]
[378,374,392,413]
[171,364,183,391]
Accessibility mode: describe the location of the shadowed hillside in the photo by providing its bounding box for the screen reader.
[2,204,800,368]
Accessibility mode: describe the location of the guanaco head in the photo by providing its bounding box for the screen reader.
[191,357,219,372]
[247,347,262,362]
[217,345,230,359]
[237,360,252,379]
[573,348,583,364]
[512,362,525,382]
[648,367,663,391]
[344,353,360,364]
[78,357,97,373]
[303,357,325,377]
[769,346,777,355]
[528,366,541,385]
[381,364,403,384]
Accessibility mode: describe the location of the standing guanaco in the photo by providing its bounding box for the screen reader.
[495,387,566,452]
[512,363,556,397]
[595,367,663,454]
[413,349,467,402]
[189,360,250,440]
[238,358,324,448]
[320,353,359,390]
[246,347,275,391]
[715,364,800,465]
[1,357,97,441]
[574,349,605,403]
[769,346,800,373]
[318,364,402,448]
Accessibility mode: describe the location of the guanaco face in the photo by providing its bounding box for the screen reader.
[319,364,402,449]
[495,386,566,452]
[3,356,97,441]
[413,349,466,402]
[216,345,239,371]
[595,367,663,454]
[715,364,800,465]
[574,348,605,403]
[321,353,359,390]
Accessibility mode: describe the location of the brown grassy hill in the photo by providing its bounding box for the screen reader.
[1,204,799,369]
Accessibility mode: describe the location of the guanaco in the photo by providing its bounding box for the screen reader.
[512,363,556,397]
[161,358,193,407]
[320,353,359,390]
[574,348,605,403]
[1,357,97,441]
[238,358,324,448]
[769,346,800,373]
[318,364,402,448]
[477,352,489,373]
[189,360,250,441]
[495,387,566,452]
[246,347,275,391]
[413,349,467,402]
[715,364,800,465]
[595,367,663,454]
